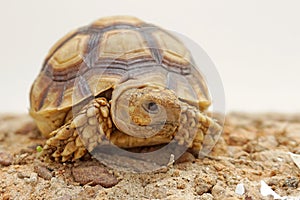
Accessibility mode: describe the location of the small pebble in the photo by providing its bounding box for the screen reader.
[257,136,278,150]
[176,179,186,189]
[200,193,214,200]
[17,172,30,179]
[212,183,226,197]
[235,183,245,195]
[72,165,118,187]
[2,193,10,200]
[56,194,72,200]
[228,128,256,145]
[283,177,299,188]
[24,173,38,184]
[7,169,16,174]
[194,173,217,195]
[175,152,195,164]
[34,165,53,180]
[0,152,13,166]
[260,180,281,199]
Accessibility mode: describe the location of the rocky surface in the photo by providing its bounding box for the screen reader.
[0,113,300,199]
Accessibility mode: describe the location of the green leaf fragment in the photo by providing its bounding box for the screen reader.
[36,146,43,152]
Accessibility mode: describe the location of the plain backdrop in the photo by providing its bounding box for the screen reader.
[0,0,299,113]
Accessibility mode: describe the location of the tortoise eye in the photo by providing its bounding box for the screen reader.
[143,101,159,114]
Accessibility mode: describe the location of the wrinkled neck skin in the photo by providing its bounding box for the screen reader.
[111,81,181,139]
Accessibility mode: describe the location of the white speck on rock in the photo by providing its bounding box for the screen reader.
[289,152,300,170]
[260,180,281,199]
[277,157,283,162]
[235,183,245,195]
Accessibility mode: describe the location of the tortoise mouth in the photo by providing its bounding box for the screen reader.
[146,121,176,133]
[108,127,175,149]
[126,120,178,138]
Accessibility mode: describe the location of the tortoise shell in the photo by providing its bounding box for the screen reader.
[30,16,211,137]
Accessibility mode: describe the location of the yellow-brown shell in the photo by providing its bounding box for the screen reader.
[30,16,211,137]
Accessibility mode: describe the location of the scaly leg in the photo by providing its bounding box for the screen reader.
[42,97,112,162]
[175,102,222,156]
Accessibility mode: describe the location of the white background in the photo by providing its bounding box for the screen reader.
[0,0,299,113]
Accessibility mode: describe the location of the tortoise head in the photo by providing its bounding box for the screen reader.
[111,80,181,138]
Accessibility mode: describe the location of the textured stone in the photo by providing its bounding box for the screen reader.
[72,165,118,187]
[0,152,13,166]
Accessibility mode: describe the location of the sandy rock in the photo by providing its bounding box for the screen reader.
[227,128,256,146]
[194,173,217,195]
[24,172,38,184]
[175,151,196,164]
[2,193,10,200]
[283,177,299,188]
[211,181,226,197]
[251,150,291,162]
[0,151,13,166]
[34,165,53,180]
[257,135,278,150]
[72,165,118,187]
[200,193,214,200]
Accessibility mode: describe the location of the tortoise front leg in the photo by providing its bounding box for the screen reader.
[42,97,112,162]
[175,102,222,157]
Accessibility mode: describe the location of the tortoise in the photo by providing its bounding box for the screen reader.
[30,16,221,162]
